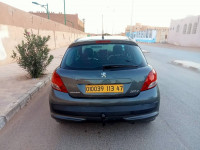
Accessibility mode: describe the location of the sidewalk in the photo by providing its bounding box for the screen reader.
[0,47,67,129]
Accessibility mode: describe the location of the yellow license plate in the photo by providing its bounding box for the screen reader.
[85,84,124,93]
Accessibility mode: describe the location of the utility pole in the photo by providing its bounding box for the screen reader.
[82,19,85,32]
[64,0,67,25]
[46,3,49,19]
[130,0,134,38]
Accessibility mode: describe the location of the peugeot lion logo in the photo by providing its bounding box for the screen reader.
[101,72,106,78]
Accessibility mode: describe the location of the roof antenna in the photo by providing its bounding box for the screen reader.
[102,14,104,40]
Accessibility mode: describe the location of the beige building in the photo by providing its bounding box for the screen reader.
[126,23,169,43]
[168,15,200,47]
[126,23,151,33]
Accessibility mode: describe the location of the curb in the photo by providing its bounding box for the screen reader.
[172,60,200,72]
[0,75,51,130]
[142,49,150,53]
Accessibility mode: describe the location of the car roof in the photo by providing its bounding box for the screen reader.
[69,36,138,48]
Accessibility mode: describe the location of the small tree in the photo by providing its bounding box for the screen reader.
[12,30,54,78]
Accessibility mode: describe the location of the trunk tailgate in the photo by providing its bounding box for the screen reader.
[57,66,151,98]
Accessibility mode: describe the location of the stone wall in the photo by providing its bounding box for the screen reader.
[0,2,86,65]
[31,12,84,31]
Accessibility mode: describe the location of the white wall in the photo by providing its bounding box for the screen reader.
[168,15,200,47]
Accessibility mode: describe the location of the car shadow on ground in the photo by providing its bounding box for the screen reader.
[54,120,155,136]
[50,120,159,149]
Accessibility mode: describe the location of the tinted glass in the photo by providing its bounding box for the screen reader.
[61,44,147,70]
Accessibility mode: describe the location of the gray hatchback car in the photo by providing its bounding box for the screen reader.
[49,36,160,123]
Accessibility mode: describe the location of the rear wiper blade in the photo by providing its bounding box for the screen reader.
[103,65,138,70]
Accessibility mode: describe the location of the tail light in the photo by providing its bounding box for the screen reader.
[141,69,157,91]
[51,70,68,93]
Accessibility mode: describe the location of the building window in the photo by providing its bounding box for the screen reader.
[183,24,187,34]
[149,31,152,38]
[187,23,192,34]
[192,22,197,34]
[146,31,149,38]
[176,25,180,32]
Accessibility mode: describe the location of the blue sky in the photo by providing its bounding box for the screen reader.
[1,0,200,34]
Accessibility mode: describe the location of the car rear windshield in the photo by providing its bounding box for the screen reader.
[61,43,147,70]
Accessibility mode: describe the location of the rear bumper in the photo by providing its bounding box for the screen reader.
[49,86,160,122]
[50,104,159,122]
[51,112,159,122]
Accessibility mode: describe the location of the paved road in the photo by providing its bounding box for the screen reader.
[0,45,200,150]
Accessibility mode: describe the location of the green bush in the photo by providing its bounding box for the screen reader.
[12,30,54,78]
